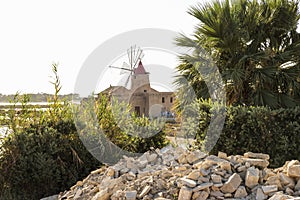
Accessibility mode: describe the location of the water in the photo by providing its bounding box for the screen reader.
[0,102,47,140]
[0,102,51,106]
[0,101,77,140]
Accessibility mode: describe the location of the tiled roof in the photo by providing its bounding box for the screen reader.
[133,60,147,74]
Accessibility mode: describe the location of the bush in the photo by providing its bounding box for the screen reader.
[0,64,168,199]
[187,100,300,167]
[74,94,169,165]
[0,65,101,200]
[0,120,101,200]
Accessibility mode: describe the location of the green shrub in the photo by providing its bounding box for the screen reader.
[0,120,101,200]
[0,64,168,199]
[75,94,169,165]
[0,65,102,200]
[187,100,300,167]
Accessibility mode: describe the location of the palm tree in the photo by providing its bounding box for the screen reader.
[175,0,300,108]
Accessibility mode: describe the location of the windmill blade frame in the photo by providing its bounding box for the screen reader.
[124,74,132,90]
[108,65,133,72]
[108,45,144,89]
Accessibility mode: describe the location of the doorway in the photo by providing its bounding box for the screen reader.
[134,106,140,116]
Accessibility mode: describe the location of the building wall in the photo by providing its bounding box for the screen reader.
[100,73,175,118]
[148,92,174,117]
[129,93,147,116]
[131,74,150,92]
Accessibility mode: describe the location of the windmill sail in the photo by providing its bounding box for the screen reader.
[108,45,144,90]
[120,62,130,75]
[124,75,132,90]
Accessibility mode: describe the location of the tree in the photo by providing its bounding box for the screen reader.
[175,0,300,108]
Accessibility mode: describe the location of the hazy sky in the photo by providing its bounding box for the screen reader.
[0,0,201,95]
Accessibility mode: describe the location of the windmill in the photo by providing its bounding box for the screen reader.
[109,45,144,89]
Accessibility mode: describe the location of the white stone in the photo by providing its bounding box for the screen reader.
[256,188,268,200]
[245,166,259,188]
[125,190,137,200]
[244,152,270,160]
[179,178,197,188]
[287,160,300,178]
[139,185,151,198]
[192,182,213,192]
[187,170,200,180]
[262,185,278,195]
[178,186,192,200]
[234,186,247,198]
[218,151,227,159]
[242,158,269,168]
[220,173,242,193]
[211,174,222,183]
[279,172,294,187]
[210,190,224,197]
[295,179,300,191]
[92,188,110,200]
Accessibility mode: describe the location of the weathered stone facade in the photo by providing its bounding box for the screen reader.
[101,61,175,117]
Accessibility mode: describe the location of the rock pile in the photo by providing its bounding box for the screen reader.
[58,146,300,200]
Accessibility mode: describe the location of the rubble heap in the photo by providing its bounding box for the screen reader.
[58,146,300,200]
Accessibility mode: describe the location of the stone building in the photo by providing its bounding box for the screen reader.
[101,61,175,117]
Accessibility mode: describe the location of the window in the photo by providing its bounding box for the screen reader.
[144,90,147,92]
[162,97,165,103]
[170,97,173,103]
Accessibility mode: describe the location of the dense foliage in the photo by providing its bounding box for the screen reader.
[0,65,101,200]
[185,99,300,168]
[75,94,169,165]
[175,0,300,108]
[0,64,168,199]
[0,119,100,200]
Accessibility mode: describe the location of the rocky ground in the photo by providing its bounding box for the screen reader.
[58,145,300,200]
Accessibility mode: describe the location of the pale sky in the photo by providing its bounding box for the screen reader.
[1,0,298,159]
[0,0,201,95]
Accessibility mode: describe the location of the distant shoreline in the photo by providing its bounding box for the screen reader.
[0,93,81,103]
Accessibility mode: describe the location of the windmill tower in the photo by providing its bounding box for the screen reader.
[109,45,150,91]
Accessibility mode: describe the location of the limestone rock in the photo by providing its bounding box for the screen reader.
[40,195,59,200]
[266,176,282,190]
[57,147,300,200]
[92,188,110,200]
[279,172,294,188]
[245,166,260,188]
[244,152,270,160]
[179,178,197,188]
[268,193,296,200]
[186,150,206,164]
[217,151,227,160]
[192,182,213,192]
[256,187,268,200]
[262,185,278,195]
[178,186,192,200]
[234,186,247,198]
[220,173,242,193]
[139,185,151,198]
[125,190,137,200]
[287,160,300,178]
[187,170,200,181]
[242,158,269,168]
[295,179,300,191]
[192,191,209,200]
[211,174,222,184]
[210,190,224,198]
